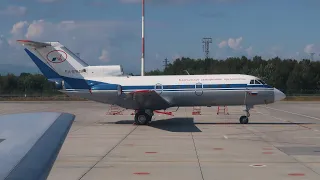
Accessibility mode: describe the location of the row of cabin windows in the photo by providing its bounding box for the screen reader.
[250,79,266,85]
[156,81,266,89]
[155,84,231,89]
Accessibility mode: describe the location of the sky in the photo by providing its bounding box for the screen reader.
[0,0,320,74]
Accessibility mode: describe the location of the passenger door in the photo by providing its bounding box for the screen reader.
[154,83,163,94]
[195,82,203,96]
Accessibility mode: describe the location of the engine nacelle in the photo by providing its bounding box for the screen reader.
[85,65,124,77]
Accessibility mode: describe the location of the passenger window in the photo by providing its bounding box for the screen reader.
[250,80,254,84]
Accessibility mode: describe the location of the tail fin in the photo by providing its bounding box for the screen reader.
[17,40,88,78]
[17,40,91,89]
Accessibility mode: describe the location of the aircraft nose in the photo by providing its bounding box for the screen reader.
[274,88,286,101]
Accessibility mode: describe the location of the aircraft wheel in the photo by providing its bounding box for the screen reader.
[239,116,249,124]
[134,111,151,125]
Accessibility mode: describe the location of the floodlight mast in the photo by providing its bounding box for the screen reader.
[141,0,145,76]
[202,37,212,59]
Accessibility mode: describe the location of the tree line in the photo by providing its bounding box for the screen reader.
[1,56,320,96]
[0,73,59,96]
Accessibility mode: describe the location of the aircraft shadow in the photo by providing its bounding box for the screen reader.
[194,122,315,125]
[112,117,202,132]
[105,120,314,133]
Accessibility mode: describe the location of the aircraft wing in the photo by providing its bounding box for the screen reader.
[124,90,171,110]
[0,112,75,180]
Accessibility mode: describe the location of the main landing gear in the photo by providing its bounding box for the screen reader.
[239,105,252,124]
[134,110,154,125]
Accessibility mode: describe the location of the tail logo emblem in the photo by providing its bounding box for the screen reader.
[46,50,68,63]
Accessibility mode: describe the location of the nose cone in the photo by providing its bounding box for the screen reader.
[274,88,286,101]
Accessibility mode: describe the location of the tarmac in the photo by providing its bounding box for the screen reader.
[1,101,320,180]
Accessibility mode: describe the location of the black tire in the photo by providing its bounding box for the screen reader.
[239,116,249,124]
[134,111,151,125]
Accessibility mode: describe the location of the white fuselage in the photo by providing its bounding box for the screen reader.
[61,74,283,110]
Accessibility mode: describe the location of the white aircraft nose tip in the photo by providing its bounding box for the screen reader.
[274,88,286,101]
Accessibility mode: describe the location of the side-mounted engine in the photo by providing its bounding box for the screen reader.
[85,65,124,77]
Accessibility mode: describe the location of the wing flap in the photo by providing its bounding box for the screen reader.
[125,90,170,110]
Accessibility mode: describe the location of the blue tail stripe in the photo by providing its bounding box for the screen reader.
[25,48,91,89]
[25,49,60,79]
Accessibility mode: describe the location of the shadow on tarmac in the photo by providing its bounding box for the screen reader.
[103,118,316,133]
[106,117,202,132]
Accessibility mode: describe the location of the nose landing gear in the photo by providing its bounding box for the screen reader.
[239,105,252,124]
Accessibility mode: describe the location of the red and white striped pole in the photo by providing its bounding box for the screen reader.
[141,0,145,76]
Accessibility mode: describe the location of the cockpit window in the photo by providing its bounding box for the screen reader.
[250,79,267,85]
[257,79,266,84]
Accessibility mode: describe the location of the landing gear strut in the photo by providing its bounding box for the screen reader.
[239,105,252,124]
[134,110,153,125]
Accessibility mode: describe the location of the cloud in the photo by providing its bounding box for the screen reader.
[218,37,243,50]
[218,40,227,48]
[0,35,4,47]
[3,19,140,73]
[228,37,243,50]
[99,49,110,61]
[37,0,61,3]
[155,53,160,59]
[172,53,181,60]
[245,46,253,57]
[0,6,27,16]
[120,0,245,4]
[304,44,319,54]
[11,21,28,36]
[25,20,46,39]
[87,0,109,7]
[199,12,226,18]
[216,36,255,58]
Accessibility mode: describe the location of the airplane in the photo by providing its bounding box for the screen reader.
[17,40,286,125]
[0,112,75,180]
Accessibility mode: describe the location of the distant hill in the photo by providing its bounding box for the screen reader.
[0,64,40,76]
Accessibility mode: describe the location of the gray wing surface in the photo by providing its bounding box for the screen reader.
[125,90,171,110]
[0,112,75,180]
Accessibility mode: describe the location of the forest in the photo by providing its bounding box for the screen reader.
[0,56,320,96]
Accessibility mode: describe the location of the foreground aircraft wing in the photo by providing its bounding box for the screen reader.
[0,112,75,180]
[125,90,171,110]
